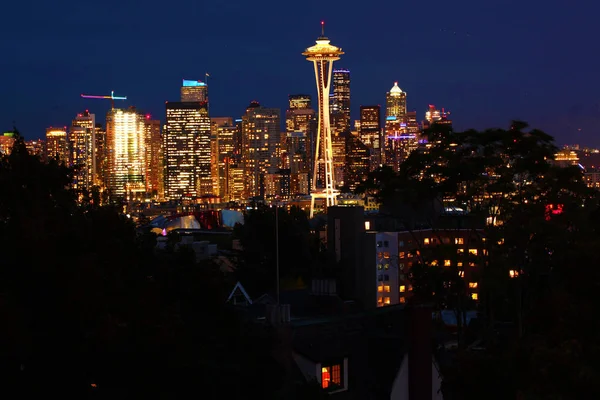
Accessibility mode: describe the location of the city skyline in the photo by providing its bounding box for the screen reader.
[4,1,599,147]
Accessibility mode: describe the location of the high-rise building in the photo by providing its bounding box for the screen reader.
[345,134,371,191]
[330,69,351,135]
[0,132,15,156]
[25,139,45,159]
[164,101,211,200]
[105,108,146,199]
[284,131,310,195]
[289,94,312,110]
[70,111,96,190]
[46,127,69,164]
[143,116,163,199]
[332,132,347,188]
[360,105,382,169]
[423,105,452,132]
[386,82,406,122]
[181,79,208,102]
[241,101,281,199]
[303,23,344,217]
[211,117,236,201]
[285,94,316,188]
[228,165,245,202]
[384,82,415,171]
[95,124,108,188]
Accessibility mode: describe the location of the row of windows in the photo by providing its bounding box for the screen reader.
[377,237,485,249]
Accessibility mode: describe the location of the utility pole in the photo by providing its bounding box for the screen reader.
[275,203,280,304]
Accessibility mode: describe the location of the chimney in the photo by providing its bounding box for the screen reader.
[407,304,433,400]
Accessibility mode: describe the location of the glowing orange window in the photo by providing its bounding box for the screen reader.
[321,364,341,388]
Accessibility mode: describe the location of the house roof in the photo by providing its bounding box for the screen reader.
[226,282,252,305]
[292,305,409,398]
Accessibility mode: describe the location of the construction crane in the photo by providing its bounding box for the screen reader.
[80,90,127,109]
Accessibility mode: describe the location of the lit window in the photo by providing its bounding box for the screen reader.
[457,249,464,254]
[321,364,342,389]
[378,286,383,293]
[377,263,383,270]
[399,297,406,304]
[365,221,371,230]
[408,285,413,291]
[383,252,390,259]
[399,252,405,258]
[431,260,438,266]
[424,238,430,245]
[458,271,465,278]
[469,262,475,267]
[384,297,391,304]
[384,264,390,270]
[469,249,478,256]
[509,270,519,278]
[457,262,463,267]
[399,285,406,293]
[384,285,391,293]
[469,282,478,288]
[444,260,451,267]
[471,293,478,300]
[455,238,464,245]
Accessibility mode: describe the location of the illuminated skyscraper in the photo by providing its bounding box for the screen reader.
[303,23,344,217]
[289,94,312,110]
[46,127,69,164]
[143,116,164,199]
[0,132,15,156]
[330,69,351,135]
[423,105,452,131]
[181,79,208,102]
[285,94,316,191]
[95,124,108,188]
[211,117,236,201]
[105,108,146,198]
[70,111,96,190]
[164,101,211,200]
[360,105,382,168]
[384,82,415,171]
[345,134,371,191]
[332,132,346,187]
[386,82,406,122]
[241,101,281,199]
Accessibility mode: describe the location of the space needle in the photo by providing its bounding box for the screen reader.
[303,21,344,218]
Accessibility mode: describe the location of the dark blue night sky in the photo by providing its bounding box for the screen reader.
[2,0,599,146]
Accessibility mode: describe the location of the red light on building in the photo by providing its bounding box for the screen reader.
[545,204,564,221]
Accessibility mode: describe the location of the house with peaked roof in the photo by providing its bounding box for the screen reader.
[226,282,253,306]
[290,305,443,399]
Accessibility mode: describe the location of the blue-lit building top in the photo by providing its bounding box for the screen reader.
[182,79,206,87]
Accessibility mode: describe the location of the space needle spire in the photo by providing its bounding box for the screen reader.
[302,22,344,218]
